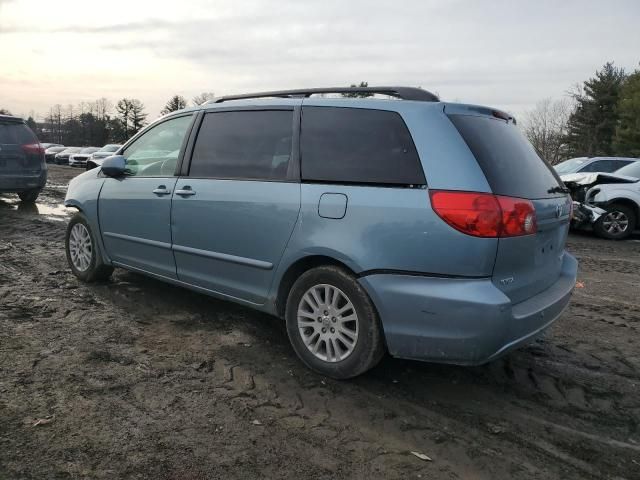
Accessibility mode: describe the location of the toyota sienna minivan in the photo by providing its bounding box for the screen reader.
[64,87,578,379]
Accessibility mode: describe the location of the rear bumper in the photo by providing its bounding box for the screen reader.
[0,170,47,193]
[359,252,578,365]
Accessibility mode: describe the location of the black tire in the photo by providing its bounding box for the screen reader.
[18,189,40,203]
[285,265,385,379]
[593,203,637,240]
[65,212,114,282]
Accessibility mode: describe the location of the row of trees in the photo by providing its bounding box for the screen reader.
[523,62,640,164]
[3,92,215,147]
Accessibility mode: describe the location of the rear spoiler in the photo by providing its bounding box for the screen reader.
[443,104,516,124]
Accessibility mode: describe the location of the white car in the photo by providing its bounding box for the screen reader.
[562,161,640,239]
[85,144,122,170]
[69,147,100,167]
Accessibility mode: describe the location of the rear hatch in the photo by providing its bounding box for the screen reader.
[447,108,571,303]
[0,119,43,175]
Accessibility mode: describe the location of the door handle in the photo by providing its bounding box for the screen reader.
[175,187,196,197]
[153,186,171,195]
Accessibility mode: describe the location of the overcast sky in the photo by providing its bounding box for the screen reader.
[1,0,639,121]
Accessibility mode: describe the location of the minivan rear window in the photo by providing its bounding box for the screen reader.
[301,107,425,185]
[0,122,37,145]
[448,114,563,199]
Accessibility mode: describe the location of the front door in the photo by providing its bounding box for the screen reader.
[171,108,301,304]
[99,114,194,278]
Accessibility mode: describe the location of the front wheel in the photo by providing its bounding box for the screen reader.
[65,213,114,282]
[285,266,385,379]
[18,189,40,203]
[594,203,637,240]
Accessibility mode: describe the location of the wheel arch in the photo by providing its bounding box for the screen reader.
[604,197,640,220]
[274,255,358,319]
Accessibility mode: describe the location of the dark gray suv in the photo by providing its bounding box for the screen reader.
[0,114,47,203]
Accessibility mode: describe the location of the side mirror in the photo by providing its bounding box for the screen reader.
[101,155,126,177]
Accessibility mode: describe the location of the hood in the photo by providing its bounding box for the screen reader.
[561,172,639,186]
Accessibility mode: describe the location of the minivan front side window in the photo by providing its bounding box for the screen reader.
[122,115,193,177]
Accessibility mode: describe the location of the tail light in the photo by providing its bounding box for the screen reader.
[22,143,45,156]
[429,190,537,238]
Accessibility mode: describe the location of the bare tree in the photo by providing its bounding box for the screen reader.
[192,92,215,106]
[0,108,11,115]
[521,98,574,165]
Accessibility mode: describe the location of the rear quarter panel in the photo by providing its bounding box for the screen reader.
[270,99,500,305]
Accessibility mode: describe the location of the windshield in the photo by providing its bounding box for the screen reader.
[100,145,120,152]
[63,147,82,153]
[554,157,588,174]
[81,147,99,153]
[614,161,640,179]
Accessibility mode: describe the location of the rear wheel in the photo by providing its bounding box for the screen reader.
[65,213,114,282]
[18,189,40,203]
[594,203,637,240]
[285,265,385,379]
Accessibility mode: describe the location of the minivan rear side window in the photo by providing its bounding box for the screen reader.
[300,107,425,185]
[190,110,293,180]
[448,114,563,199]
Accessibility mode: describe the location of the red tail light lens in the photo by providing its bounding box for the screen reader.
[22,143,45,155]
[429,191,536,238]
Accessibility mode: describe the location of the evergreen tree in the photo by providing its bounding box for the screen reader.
[116,98,147,141]
[130,99,147,135]
[160,95,187,115]
[614,70,640,157]
[565,62,626,157]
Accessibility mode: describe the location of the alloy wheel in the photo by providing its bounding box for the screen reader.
[69,223,92,272]
[602,211,629,235]
[297,284,359,363]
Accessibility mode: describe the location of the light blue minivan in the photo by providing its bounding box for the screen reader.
[64,87,577,378]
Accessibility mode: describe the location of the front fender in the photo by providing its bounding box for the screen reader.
[64,170,110,264]
[589,185,640,207]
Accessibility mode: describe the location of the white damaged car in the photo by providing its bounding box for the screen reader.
[562,160,640,239]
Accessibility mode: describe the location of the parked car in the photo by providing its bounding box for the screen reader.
[45,145,67,163]
[69,147,100,168]
[55,147,82,165]
[554,156,638,175]
[64,86,577,379]
[0,114,47,202]
[41,142,63,150]
[562,161,640,240]
[86,144,122,170]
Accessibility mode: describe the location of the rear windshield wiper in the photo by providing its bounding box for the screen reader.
[548,186,570,194]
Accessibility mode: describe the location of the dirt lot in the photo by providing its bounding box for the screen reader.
[1,166,639,479]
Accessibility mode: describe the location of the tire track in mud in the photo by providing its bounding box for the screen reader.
[2,168,640,479]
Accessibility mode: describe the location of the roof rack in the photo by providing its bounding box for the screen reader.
[210,86,439,104]
[0,114,23,122]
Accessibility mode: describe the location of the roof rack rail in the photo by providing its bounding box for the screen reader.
[209,86,439,104]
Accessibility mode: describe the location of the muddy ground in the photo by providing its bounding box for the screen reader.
[0,165,639,479]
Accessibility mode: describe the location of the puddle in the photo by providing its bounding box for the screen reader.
[0,196,73,220]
